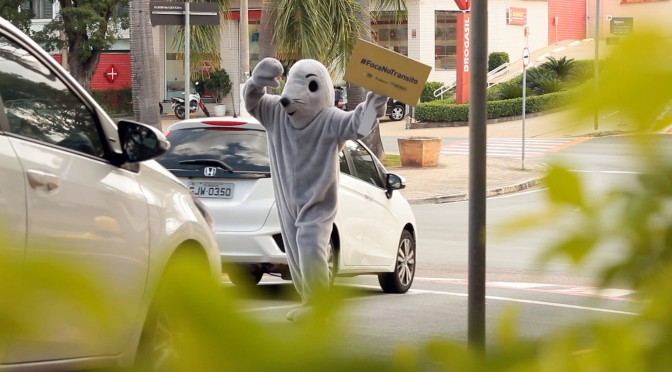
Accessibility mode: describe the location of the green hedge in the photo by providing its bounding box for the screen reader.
[415,91,573,122]
[91,88,133,115]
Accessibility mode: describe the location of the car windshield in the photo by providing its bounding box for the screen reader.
[157,127,271,177]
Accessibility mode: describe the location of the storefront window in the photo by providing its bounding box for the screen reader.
[371,12,408,56]
[435,11,457,70]
[165,26,187,100]
[249,19,260,71]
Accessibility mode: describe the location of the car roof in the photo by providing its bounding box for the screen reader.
[166,116,264,132]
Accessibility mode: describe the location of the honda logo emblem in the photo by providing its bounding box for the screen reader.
[203,167,217,177]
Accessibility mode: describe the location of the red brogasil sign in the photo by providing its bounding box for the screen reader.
[454,0,470,11]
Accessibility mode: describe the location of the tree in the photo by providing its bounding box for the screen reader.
[204,68,232,103]
[0,0,35,34]
[32,0,129,92]
[129,0,160,128]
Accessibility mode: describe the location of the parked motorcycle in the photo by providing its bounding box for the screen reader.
[171,91,210,119]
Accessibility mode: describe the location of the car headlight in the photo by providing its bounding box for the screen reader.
[191,195,215,230]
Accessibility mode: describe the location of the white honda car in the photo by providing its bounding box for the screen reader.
[0,17,219,371]
[159,117,417,293]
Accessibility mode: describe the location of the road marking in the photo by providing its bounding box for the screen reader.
[347,284,637,316]
[414,277,637,302]
[442,138,588,158]
[233,282,637,316]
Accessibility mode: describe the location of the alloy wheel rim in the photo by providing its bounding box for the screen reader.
[396,238,415,286]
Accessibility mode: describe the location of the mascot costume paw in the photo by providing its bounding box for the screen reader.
[243,58,387,320]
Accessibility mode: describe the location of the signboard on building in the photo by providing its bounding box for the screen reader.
[619,0,668,4]
[610,17,634,35]
[344,39,431,105]
[150,2,219,26]
[507,7,527,26]
[454,0,470,11]
[455,12,470,104]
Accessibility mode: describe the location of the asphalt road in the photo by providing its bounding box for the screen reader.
[225,134,672,355]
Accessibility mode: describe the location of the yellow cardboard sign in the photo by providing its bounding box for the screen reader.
[344,39,431,105]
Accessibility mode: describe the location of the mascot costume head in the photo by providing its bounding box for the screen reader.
[243,57,387,322]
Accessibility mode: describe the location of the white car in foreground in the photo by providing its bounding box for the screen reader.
[0,17,219,371]
[159,117,417,293]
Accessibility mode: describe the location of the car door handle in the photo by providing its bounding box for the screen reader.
[26,169,61,191]
[364,192,373,201]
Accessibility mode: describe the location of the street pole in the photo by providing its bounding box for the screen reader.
[240,0,249,79]
[522,65,527,170]
[468,0,487,352]
[184,2,190,120]
[594,0,600,130]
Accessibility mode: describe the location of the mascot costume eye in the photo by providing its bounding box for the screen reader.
[243,57,388,322]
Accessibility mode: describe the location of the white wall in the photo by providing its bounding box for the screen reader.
[407,0,548,86]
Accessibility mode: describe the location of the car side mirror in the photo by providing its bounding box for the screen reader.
[117,120,170,163]
[385,173,406,199]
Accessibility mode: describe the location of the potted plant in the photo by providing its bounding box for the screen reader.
[204,68,232,116]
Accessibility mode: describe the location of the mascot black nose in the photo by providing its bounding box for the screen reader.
[280,97,290,107]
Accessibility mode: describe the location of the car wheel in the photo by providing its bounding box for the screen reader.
[378,230,415,293]
[228,265,264,287]
[390,104,405,121]
[137,249,211,370]
[174,105,185,120]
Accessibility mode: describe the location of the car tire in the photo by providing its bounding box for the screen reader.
[378,230,415,293]
[174,105,185,120]
[390,104,406,121]
[137,249,211,370]
[228,265,264,287]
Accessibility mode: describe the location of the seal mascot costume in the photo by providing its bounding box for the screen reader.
[243,57,387,321]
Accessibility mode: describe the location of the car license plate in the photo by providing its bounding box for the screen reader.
[187,181,234,199]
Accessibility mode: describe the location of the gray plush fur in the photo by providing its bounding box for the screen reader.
[243,57,387,304]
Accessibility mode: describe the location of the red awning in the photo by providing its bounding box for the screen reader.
[226,9,262,20]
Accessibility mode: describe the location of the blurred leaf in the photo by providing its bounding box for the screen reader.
[544,165,584,207]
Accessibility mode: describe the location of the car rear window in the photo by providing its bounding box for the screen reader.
[158,127,270,176]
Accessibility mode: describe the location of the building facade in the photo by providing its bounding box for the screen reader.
[25,0,672,114]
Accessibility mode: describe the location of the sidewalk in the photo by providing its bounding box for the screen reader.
[157,107,637,205]
[378,107,636,204]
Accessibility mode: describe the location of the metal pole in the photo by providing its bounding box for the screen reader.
[468,0,487,351]
[184,2,191,120]
[240,0,250,80]
[594,0,600,130]
[522,66,526,170]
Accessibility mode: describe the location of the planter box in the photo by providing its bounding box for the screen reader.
[397,137,442,168]
[213,104,226,116]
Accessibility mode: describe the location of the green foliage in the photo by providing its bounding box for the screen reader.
[33,0,129,55]
[492,80,525,100]
[567,60,595,85]
[532,76,564,95]
[203,68,232,103]
[420,81,445,103]
[488,51,510,72]
[500,28,672,370]
[541,56,576,80]
[415,91,572,122]
[91,88,132,115]
[4,19,672,372]
[525,66,556,92]
[0,0,34,34]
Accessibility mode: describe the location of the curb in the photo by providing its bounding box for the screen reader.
[407,177,544,205]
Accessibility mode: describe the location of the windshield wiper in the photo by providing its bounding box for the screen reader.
[179,159,234,173]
